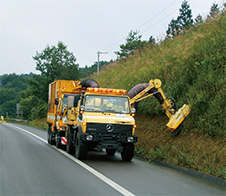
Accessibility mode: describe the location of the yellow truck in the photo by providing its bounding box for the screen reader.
[47,79,137,161]
[47,79,189,161]
[47,80,82,147]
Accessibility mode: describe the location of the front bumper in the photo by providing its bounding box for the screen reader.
[81,132,137,143]
[80,133,137,152]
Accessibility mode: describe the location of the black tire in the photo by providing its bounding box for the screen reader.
[55,129,61,149]
[66,126,74,154]
[75,132,88,160]
[121,144,134,161]
[106,148,116,156]
[47,125,55,145]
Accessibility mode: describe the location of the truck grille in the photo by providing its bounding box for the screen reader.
[86,123,133,134]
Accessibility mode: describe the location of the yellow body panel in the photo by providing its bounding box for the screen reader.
[82,112,135,125]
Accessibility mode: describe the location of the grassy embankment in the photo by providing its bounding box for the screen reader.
[91,12,226,179]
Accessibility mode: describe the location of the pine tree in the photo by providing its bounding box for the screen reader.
[115,30,146,58]
[178,0,193,31]
[195,14,203,25]
[166,0,193,38]
[166,18,180,38]
[209,3,220,18]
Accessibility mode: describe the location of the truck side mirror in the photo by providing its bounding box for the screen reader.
[131,108,136,116]
[55,98,59,105]
[131,108,136,114]
[79,105,85,120]
[80,105,85,114]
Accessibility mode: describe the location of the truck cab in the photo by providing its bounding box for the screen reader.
[67,87,137,161]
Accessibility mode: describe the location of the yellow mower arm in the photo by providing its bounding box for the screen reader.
[129,79,190,134]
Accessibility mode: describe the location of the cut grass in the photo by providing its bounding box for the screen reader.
[135,114,226,179]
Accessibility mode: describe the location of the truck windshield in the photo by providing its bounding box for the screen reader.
[84,95,130,114]
[60,94,79,112]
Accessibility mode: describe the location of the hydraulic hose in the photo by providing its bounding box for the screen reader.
[127,83,164,104]
[80,79,100,88]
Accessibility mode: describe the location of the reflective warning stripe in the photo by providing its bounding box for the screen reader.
[61,137,67,145]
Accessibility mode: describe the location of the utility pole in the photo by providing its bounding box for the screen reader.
[97,51,108,76]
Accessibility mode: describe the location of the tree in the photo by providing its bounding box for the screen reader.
[115,30,147,58]
[148,35,155,44]
[178,0,193,31]
[0,100,17,118]
[28,74,48,101]
[194,14,203,25]
[32,41,79,101]
[0,73,31,118]
[19,95,48,120]
[166,18,180,38]
[166,0,193,38]
[19,95,39,119]
[209,3,220,18]
[33,41,79,83]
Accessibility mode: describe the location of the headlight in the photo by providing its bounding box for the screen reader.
[86,135,93,141]
[127,136,134,143]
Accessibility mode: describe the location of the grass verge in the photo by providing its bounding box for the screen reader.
[134,114,226,179]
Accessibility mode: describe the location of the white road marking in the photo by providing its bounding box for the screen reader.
[6,123,136,196]
[7,123,47,143]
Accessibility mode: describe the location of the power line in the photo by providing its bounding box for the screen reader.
[87,0,181,67]
[140,7,179,34]
[103,0,181,52]
[137,0,180,30]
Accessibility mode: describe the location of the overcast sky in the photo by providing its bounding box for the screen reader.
[0,0,224,75]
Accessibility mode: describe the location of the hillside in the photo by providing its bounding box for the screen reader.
[92,11,226,178]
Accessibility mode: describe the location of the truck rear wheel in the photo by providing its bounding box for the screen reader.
[75,132,88,160]
[66,126,74,154]
[47,125,55,145]
[55,129,61,149]
[121,144,134,161]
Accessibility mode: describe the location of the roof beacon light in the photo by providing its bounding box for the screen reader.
[87,87,127,95]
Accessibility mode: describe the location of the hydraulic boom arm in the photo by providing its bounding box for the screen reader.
[128,79,190,135]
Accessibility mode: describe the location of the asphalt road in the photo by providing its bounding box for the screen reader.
[0,123,225,196]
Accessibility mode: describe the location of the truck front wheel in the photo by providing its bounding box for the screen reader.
[75,132,88,160]
[121,144,134,161]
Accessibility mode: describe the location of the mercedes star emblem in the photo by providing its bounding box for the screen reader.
[106,124,114,132]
